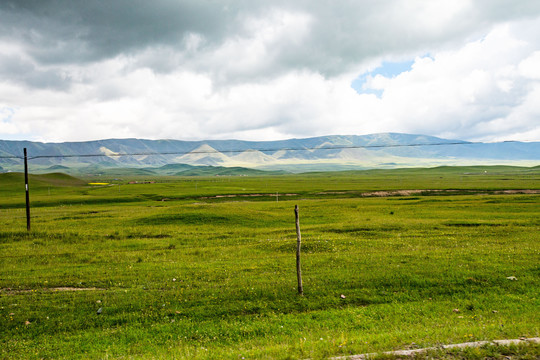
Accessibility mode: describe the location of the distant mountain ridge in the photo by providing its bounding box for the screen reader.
[1,133,538,173]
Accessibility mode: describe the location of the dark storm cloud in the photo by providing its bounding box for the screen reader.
[2,0,540,79]
[0,53,72,90]
[0,0,234,63]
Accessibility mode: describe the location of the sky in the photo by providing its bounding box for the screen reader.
[1,0,540,143]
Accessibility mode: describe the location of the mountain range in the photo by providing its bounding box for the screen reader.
[1,133,538,174]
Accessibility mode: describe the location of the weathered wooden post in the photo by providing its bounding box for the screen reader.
[295,205,303,295]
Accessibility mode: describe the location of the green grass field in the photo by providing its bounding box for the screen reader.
[1,166,539,359]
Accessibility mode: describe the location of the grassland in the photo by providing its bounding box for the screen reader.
[1,166,539,359]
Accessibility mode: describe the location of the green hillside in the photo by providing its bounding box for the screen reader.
[86,167,157,176]
[0,172,86,193]
[152,163,195,174]
[175,165,285,176]
[46,165,70,171]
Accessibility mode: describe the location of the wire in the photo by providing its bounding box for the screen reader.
[1,139,527,161]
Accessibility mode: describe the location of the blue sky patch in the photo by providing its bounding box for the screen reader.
[351,59,415,96]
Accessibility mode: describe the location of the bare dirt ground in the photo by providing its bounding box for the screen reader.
[330,337,540,359]
[494,189,540,194]
[1,287,104,294]
[198,189,539,200]
[315,189,540,197]
[359,189,540,197]
[201,193,298,199]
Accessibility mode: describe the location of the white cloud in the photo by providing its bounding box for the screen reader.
[194,9,313,83]
[518,51,540,79]
[388,0,473,34]
[357,22,540,141]
[0,106,18,135]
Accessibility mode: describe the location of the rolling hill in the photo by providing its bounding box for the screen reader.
[0,172,86,194]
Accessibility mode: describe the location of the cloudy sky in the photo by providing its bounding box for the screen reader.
[1,0,540,143]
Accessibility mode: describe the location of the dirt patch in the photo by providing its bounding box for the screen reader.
[199,189,538,200]
[202,193,298,199]
[316,191,353,195]
[361,189,539,197]
[49,287,104,292]
[319,189,539,198]
[1,287,105,294]
[361,189,448,197]
[495,189,540,194]
[331,337,540,360]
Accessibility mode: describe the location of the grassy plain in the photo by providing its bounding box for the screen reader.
[1,166,539,359]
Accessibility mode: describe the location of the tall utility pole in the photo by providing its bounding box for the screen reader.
[24,148,31,231]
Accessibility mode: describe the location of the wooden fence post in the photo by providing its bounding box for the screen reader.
[295,205,303,295]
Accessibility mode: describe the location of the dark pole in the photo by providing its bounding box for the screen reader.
[295,205,303,295]
[24,148,31,231]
